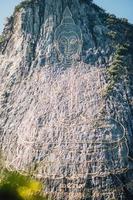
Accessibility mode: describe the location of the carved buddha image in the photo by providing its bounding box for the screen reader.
[54,7,83,66]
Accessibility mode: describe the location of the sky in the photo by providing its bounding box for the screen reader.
[0,0,133,33]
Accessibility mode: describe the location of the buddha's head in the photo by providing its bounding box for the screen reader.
[54,7,82,63]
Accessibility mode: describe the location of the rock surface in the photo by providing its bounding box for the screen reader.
[0,0,133,199]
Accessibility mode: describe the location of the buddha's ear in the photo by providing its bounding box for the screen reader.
[57,49,63,62]
[77,41,82,56]
[53,41,59,54]
[75,43,82,62]
[54,40,64,63]
[74,53,81,62]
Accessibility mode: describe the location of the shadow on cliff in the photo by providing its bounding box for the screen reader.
[0,186,23,200]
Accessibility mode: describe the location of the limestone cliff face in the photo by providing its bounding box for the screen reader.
[0,0,133,199]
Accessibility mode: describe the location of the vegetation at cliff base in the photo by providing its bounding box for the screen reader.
[0,170,49,200]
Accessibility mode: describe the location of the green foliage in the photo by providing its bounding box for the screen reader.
[106,14,128,26]
[106,14,118,25]
[115,44,130,55]
[108,62,124,78]
[121,18,128,24]
[15,0,33,12]
[107,31,117,40]
[0,35,5,44]
[107,31,117,39]
[0,170,49,200]
[105,44,130,95]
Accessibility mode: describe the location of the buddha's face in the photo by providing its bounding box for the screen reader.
[57,31,81,59]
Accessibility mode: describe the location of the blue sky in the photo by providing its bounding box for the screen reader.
[0,0,133,33]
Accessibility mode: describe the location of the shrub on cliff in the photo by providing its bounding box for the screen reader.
[0,170,49,200]
[15,0,33,12]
